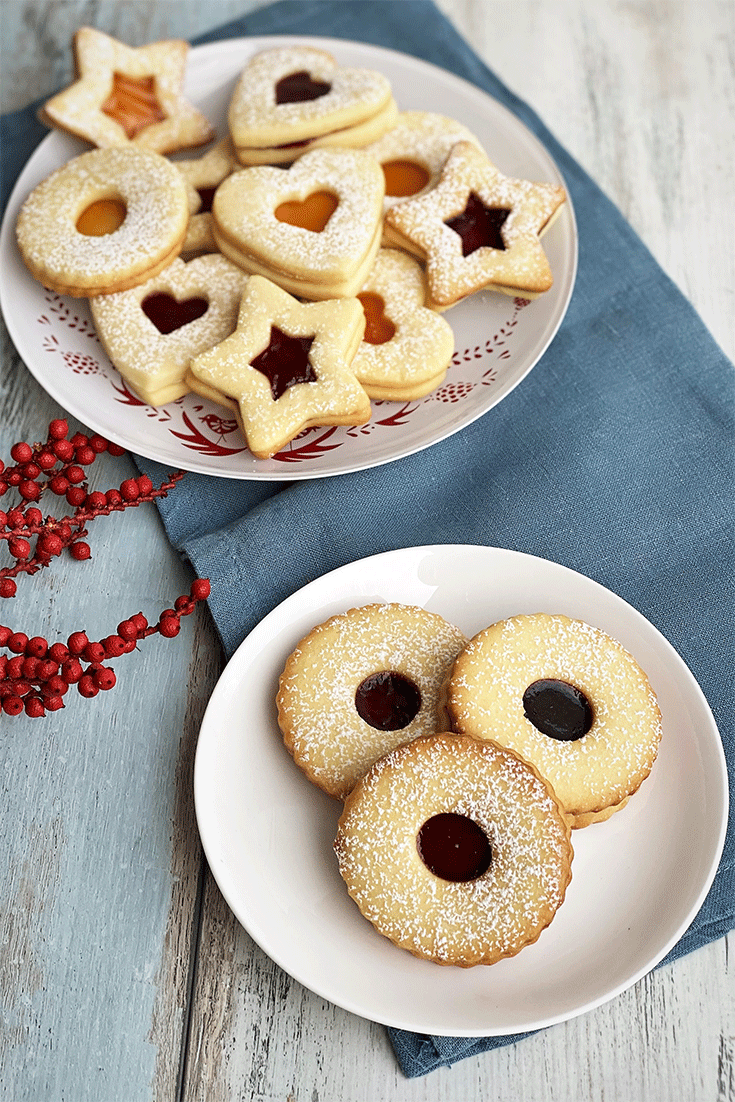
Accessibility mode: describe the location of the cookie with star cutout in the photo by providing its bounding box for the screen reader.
[186,275,371,459]
[174,139,238,257]
[383,140,567,309]
[40,27,214,154]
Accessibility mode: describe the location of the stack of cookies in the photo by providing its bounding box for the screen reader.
[15,30,567,459]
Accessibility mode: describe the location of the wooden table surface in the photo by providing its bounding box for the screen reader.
[1,2,733,1100]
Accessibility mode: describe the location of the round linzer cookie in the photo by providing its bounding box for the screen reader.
[16,147,189,297]
[445,613,663,826]
[276,603,468,800]
[228,45,397,165]
[334,732,573,966]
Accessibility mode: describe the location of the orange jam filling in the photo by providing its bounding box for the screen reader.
[275,191,338,232]
[102,72,167,138]
[76,198,127,236]
[382,160,430,198]
[357,292,396,345]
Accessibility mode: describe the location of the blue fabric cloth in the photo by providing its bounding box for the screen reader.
[2,0,733,1080]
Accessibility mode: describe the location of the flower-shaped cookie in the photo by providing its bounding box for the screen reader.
[90,254,249,406]
[187,275,371,458]
[384,141,567,308]
[40,27,214,154]
[212,147,385,299]
[229,45,397,164]
[352,249,454,400]
[175,139,238,256]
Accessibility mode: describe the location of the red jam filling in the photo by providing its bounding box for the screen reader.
[354,670,421,730]
[417,813,492,882]
[522,679,594,741]
[445,193,510,256]
[141,292,209,334]
[275,70,331,104]
[250,326,316,400]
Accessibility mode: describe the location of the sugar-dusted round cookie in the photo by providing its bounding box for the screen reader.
[276,603,468,800]
[445,613,663,824]
[16,147,188,297]
[334,732,573,966]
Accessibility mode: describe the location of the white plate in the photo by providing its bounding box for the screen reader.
[0,37,576,480]
[194,544,728,1036]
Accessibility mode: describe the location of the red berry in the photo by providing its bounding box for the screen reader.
[70,541,91,561]
[24,696,46,718]
[37,532,63,557]
[7,507,24,527]
[0,579,18,598]
[6,471,21,486]
[10,441,33,464]
[89,435,108,454]
[37,451,57,471]
[21,656,40,679]
[130,613,148,634]
[26,635,48,658]
[6,655,24,679]
[37,659,59,680]
[48,419,69,440]
[102,635,125,658]
[158,615,180,638]
[77,674,98,698]
[44,675,68,697]
[70,432,88,448]
[48,642,68,663]
[24,507,43,526]
[137,475,153,495]
[0,625,10,646]
[20,461,41,478]
[75,446,96,466]
[105,489,122,507]
[66,465,86,485]
[45,696,65,711]
[8,537,31,559]
[117,619,138,641]
[19,480,41,501]
[8,632,28,654]
[0,510,6,526]
[66,487,87,508]
[3,695,24,715]
[67,632,88,655]
[174,595,193,612]
[191,578,211,600]
[82,641,105,663]
[49,474,69,495]
[122,639,137,653]
[85,491,106,510]
[120,479,139,501]
[12,680,31,697]
[61,657,83,683]
[0,484,6,497]
[52,439,74,462]
[107,443,126,456]
[93,666,116,691]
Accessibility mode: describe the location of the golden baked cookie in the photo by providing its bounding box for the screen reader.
[89,254,249,406]
[445,613,663,823]
[175,139,238,256]
[228,45,396,165]
[334,732,573,966]
[40,27,214,154]
[383,140,567,308]
[277,603,468,799]
[187,274,370,459]
[16,146,189,297]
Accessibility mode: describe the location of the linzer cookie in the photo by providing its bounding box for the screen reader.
[445,613,663,826]
[276,603,468,799]
[16,147,188,297]
[363,110,483,210]
[175,139,238,256]
[40,27,214,154]
[352,249,455,400]
[187,275,370,459]
[383,140,567,308]
[89,254,249,406]
[211,147,385,299]
[228,45,397,165]
[334,732,573,966]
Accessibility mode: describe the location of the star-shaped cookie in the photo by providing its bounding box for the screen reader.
[187,275,370,458]
[40,27,214,154]
[383,140,567,308]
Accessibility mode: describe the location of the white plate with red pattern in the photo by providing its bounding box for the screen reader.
[194,545,728,1036]
[0,37,576,480]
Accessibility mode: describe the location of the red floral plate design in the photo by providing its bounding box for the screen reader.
[0,37,577,480]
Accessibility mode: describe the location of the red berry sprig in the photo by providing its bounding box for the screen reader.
[0,578,211,717]
[0,418,184,595]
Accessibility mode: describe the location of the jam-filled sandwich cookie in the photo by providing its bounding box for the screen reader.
[445,613,662,827]
[175,140,238,257]
[335,732,573,966]
[89,254,249,406]
[277,604,468,800]
[352,249,454,400]
[211,147,385,300]
[16,147,188,297]
[228,45,397,166]
[40,27,214,154]
[364,111,483,211]
[383,140,567,309]
[187,274,370,459]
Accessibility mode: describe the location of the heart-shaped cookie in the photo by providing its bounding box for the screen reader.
[228,45,394,155]
[212,147,385,299]
[89,253,249,405]
[351,249,455,400]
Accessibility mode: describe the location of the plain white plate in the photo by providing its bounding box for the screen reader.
[0,36,577,480]
[194,544,728,1036]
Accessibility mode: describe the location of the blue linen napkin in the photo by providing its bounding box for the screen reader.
[2,0,733,1079]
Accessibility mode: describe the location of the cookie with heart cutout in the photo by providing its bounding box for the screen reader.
[40,27,214,154]
[89,253,249,406]
[383,140,567,309]
[228,45,396,165]
[351,249,455,401]
[187,274,371,459]
[363,111,483,212]
[174,139,238,257]
[211,147,385,300]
